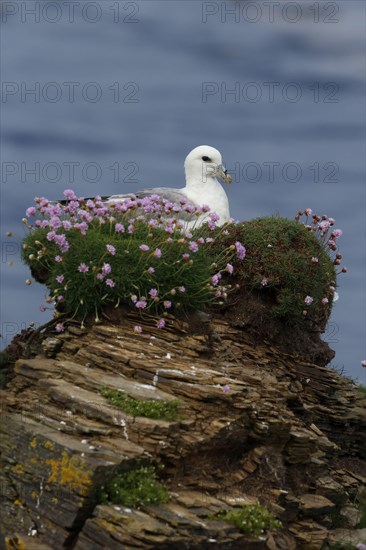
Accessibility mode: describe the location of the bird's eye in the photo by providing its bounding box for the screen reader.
[202,156,211,162]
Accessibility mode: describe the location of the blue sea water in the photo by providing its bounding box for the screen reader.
[0,0,365,381]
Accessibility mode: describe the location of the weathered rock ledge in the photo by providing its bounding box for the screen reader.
[0,311,365,549]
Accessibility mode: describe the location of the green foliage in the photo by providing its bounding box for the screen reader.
[218,504,282,536]
[100,464,169,508]
[22,220,232,322]
[218,217,337,326]
[101,387,179,421]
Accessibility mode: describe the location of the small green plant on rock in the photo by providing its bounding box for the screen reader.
[101,387,179,421]
[218,504,282,536]
[100,464,169,508]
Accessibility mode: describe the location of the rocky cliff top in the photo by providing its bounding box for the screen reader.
[1,309,365,550]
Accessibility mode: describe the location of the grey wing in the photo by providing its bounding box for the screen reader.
[107,188,199,221]
[52,188,200,222]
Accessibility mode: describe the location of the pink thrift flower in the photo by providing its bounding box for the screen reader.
[115,223,125,233]
[57,295,64,302]
[226,263,234,274]
[147,266,155,274]
[55,323,64,333]
[261,277,268,286]
[163,300,172,309]
[189,241,199,253]
[106,244,116,255]
[105,278,115,288]
[56,274,64,284]
[304,295,313,305]
[26,207,36,217]
[47,230,56,242]
[332,229,343,239]
[235,241,246,260]
[62,220,72,231]
[63,189,77,200]
[133,325,142,334]
[40,305,46,312]
[318,220,330,231]
[78,263,89,273]
[153,248,162,258]
[211,273,222,286]
[156,319,165,329]
[139,244,150,252]
[311,257,319,263]
[149,288,158,298]
[55,255,63,263]
[178,286,186,293]
[322,297,329,304]
[304,208,313,216]
[182,253,190,260]
[135,300,147,309]
[361,360,366,368]
[222,384,231,394]
[102,263,112,275]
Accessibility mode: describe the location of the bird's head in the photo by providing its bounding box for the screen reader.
[184,145,232,185]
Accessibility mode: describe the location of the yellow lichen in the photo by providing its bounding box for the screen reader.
[13,499,22,507]
[31,491,38,499]
[51,497,59,504]
[5,535,27,550]
[46,451,93,496]
[43,440,54,450]
[10,464,24,476]
[30,438,37,448]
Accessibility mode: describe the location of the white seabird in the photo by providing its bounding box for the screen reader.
[102,145,232,227]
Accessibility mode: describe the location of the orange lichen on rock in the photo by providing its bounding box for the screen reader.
[46,451,93,496]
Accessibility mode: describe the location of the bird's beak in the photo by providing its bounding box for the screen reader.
[217,164,232,184]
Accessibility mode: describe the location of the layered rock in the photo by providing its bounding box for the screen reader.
[0,311,365,549]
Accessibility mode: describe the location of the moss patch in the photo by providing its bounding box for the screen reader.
[101,387,179,421]
[99,464,169,508]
